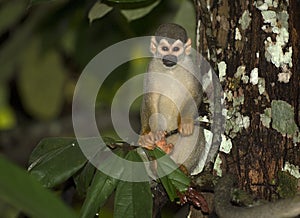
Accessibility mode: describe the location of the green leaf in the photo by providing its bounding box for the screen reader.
[102,136,120,148]
[0,156,77,218]
[114,180,152,218]
[158,175,178,201]
[18,39,66,120]
[107,0,150,3]
[0,105,16,130]
[30,0,55,4]
[80,170,118,218]
[29,137,76,164]
[88,2,113,23]
[0,6,45,82]
[114,151,152,218]
[28,137,87,188]
[147,148,190,201]
[120,0,161,22]
[0,0,27,36]
[0,199,20,218]
[80,148,127,218]
[73,162,96,197]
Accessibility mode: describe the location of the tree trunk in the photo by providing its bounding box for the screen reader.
[195,0,299,201]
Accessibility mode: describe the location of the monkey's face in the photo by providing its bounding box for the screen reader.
[150,37,192,69]
[158,39,184,67]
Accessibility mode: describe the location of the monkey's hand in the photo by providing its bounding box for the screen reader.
[156,139,174,154]
[178,118,194,136]
[138,131,166,150]
[138,131,167,150]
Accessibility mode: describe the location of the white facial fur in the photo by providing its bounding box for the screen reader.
[157,39,184,56]
[150,37,192,58]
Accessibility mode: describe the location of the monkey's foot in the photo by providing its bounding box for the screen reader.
[177,187,209,213]
[178,118,194,136]
[138,131,167,150]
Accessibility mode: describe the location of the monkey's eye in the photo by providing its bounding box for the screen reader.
[161,46,169,51]
[173,47,180,52]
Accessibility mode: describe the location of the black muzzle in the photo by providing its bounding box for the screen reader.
[162,55,177,67]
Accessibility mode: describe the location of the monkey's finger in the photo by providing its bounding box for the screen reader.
[145,136,155,145]
[147,132,155,142]
[138,135,148,144]
[138,136,153,147]
[144,144,156,150]
[154,130,166,142]
[138,138,156,150]
[139,133,154,144]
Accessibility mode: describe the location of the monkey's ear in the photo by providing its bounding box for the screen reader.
[185,38,192,55]
[150,36,157,54]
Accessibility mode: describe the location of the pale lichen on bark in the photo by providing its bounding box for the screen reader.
[254,0,292,83]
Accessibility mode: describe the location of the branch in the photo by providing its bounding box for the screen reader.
[214,174,300,218]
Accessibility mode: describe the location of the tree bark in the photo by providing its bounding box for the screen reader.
[195,0,299,201]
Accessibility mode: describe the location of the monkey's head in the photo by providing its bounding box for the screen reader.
[150,23,192,68]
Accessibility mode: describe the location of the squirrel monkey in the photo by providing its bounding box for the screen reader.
[138,23,205,174]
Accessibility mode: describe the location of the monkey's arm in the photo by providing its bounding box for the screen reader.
[139,92,177,152]
[138,90,165,150]
[214,174,300,218]
[140,64,160,135]
[140,93,155,134]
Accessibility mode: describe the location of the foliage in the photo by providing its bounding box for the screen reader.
[0,0,195,130]
[88,0,162,23]
[146,148,191,201]
[28,138,87,188]
[19,39,66,120]
[0,155,77,218]
[27,137,191,218]
[0,138,193,218]
[1,0,196,217]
